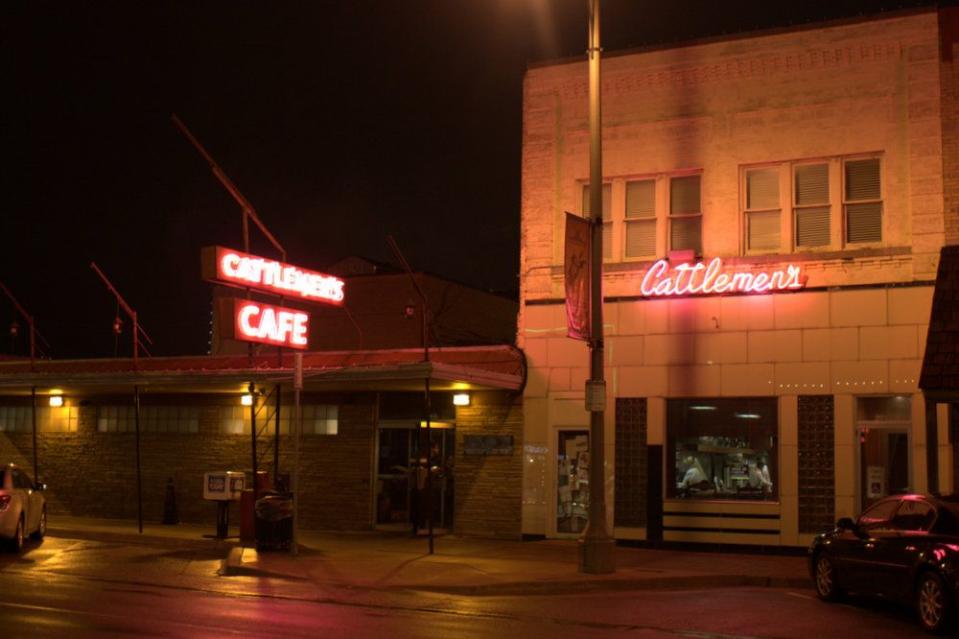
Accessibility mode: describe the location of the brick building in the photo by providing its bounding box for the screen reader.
[0,266,525,539]
[519,8,959,546]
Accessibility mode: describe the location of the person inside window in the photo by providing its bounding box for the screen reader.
[678,455,709,491]
[749,456,773,494]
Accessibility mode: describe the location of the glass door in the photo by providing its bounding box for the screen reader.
[557,430,589,534]
[857,396,912,511]
[376,427,414,529]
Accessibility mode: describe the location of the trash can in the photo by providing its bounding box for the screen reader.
[254,492,293,551]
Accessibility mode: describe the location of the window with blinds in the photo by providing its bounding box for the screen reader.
[625,180,656,258]
[794,163,830,248]
[98,405,199,433]
[844,158,881,244]
[582,184,612,259]
[745,169,780,251]
[669,175,701,254]
[0,406,79,433]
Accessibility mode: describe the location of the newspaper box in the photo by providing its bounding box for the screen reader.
[204,471,245,538]
[203,471,245,501]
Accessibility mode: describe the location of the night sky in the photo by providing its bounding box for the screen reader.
[1,0,939,358]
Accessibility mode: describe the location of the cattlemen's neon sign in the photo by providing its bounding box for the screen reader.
[232,300,310,349]
[640,257,805,297]
[202,245,344,305]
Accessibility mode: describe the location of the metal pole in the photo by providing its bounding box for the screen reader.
[250,382,258,499]
[30,387,38,482]
[425,376,433,554]
[292,353,303,556]
[579,0,615,574]
[274,383,281,487]
[134,385,143,534]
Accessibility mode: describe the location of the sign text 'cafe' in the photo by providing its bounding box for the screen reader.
[202,246,345,350]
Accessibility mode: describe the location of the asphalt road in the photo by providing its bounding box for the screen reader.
[0,536,940,638]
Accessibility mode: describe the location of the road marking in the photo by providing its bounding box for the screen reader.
[787,591,815,600]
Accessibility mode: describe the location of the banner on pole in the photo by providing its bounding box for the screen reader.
[564,212,591,341]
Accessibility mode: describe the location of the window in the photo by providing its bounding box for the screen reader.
[576,170,702,262]
[794,163,830,247]
[858,498,900,530]
[666,397,777,501]
[745,169,780,251]
[670,175,702,255]
[0,406,78,433]
[98,405,199,433]
[624,180,656,258]
[844,158,882,243]
[581,183,612,259]
[218,404,338,435]
[891,499,936,532]
[741,155,882,253]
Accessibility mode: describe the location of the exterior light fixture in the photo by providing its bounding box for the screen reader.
[453,393,470,407]
[49,394,64,408]
[241,394,253,406]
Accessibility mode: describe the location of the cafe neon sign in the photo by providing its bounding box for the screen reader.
[640,257,805,297]
[232,300,310,349]
[202,245,344,305]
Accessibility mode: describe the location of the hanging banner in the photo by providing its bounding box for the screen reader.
[564,212,591,341]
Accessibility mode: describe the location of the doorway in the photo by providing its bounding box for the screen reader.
[556,429,589,535]
[857,396,912,511]
[375,423,454,532]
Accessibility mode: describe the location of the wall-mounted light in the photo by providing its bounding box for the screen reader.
[49,394,64,408]
[453,393,470,407]
[241,394,253,406]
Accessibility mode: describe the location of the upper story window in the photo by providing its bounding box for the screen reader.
[844,158,882,244]
[578,171,702,262]
[669,175,702,256]
[741,154,882,254]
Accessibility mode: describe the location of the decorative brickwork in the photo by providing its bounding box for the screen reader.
[798,395,835,534]
[614,398,647,528]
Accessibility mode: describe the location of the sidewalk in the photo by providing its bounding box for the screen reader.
[47,516,811,596]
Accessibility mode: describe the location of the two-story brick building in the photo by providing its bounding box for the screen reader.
[520,8,958,547]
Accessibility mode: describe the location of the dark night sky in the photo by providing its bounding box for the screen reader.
[0,0,940,358]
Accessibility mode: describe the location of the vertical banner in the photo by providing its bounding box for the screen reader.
[564,212,591,341]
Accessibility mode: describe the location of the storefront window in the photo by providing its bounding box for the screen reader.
[667,398,778,501]
[557,430,589,533]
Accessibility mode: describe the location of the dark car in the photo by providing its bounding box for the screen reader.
[810,494,959,633]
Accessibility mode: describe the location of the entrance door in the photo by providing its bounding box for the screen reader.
[857,396,912,511]
[375,427,414,529]
[556,430,589,535]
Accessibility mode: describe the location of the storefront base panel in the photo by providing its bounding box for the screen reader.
[613,526,646,541]
[663,529,783,546]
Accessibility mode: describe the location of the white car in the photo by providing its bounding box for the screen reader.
[0,464,46,552]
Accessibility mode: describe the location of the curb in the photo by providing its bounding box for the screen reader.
[48,526,238,552]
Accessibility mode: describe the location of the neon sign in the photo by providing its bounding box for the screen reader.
[640,257,805,297]
[232,300,310,349]
[202,246,344,305]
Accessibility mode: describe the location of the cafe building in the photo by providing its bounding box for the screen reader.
[519,7,959,547]
[0,254,525,539]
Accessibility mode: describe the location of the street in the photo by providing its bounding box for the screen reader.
[0,536,937,638]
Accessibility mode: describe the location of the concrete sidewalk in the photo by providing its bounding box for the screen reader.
[47,516,811,596]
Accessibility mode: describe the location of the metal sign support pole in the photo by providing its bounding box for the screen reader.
[134,384,143,534]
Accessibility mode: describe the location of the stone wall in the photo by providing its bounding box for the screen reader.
[453,391,523,538]
[0,397,375,531]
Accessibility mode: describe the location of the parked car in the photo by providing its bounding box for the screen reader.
[0,463,46,552]
[810,494,959,633]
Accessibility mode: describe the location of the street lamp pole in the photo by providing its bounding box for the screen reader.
[579,0,615,574]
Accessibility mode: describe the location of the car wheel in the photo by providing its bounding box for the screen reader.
[814,554,842,602]
[918,571,952,634]
[31,507,46,540]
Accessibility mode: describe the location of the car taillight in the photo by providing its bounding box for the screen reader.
[0,495,10,513]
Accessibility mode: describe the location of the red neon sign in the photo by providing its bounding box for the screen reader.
[640,257,805,297]
[233,300,310,349]
[203,246,344,306]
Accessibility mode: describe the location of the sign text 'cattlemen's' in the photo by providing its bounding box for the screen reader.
[640,257,805,297]
[233,300,310,349]
[203,246,344,305]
